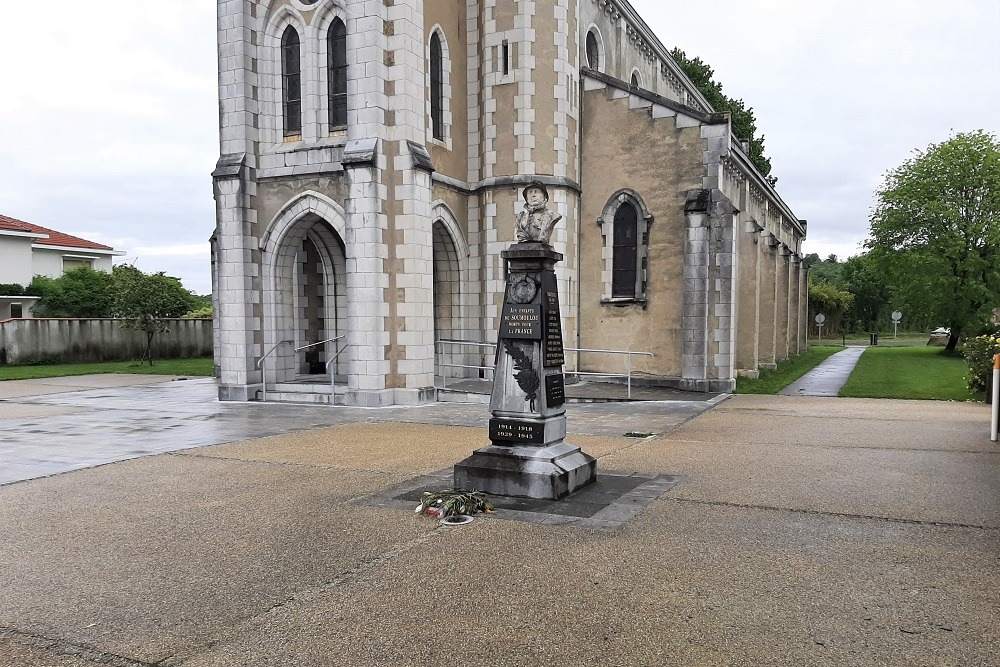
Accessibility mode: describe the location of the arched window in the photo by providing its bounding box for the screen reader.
[631,71,641,89]
[599,190,653,302]
[327,18,348,129]
[281,26,302,137]
[612,203,638,298]
[430,32,444,140]
[586,30,600,70]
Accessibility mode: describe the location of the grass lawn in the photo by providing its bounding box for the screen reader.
[735,345,845,394]
[0,357,215,382]
[839,346,975,401]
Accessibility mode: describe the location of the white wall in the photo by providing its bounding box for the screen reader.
[0,236,36,285]
[0,318,213,364]
[31,247,114,278]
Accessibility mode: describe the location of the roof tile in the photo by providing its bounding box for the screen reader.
[0,214,115,251]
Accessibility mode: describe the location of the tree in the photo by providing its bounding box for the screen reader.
[111,264,199,365]
[26,267,114,317]
[841,253,891,332]
[670,48,772,177]
[867,130,1000,350]
[807,255,845,287]
[809,280,854,336]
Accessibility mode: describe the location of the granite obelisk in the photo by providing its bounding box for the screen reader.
[454,182,596,499]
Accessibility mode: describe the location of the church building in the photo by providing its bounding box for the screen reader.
[212,0,808,405]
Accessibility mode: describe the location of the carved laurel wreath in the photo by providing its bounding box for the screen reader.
[503,340,539,411]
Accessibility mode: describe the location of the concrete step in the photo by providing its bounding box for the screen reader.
[257,382,346,405]
[436,388,491,404]
[272,382,336,394]
[258,390,343,405]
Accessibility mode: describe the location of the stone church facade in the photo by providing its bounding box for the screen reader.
[212,0,808,405]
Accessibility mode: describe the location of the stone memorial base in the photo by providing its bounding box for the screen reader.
[454,441,596,500]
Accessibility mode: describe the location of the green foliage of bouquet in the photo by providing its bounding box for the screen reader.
[416,489,495,518]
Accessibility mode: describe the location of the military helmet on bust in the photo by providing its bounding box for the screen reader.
[521,180,549,203]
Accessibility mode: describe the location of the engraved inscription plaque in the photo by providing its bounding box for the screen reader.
[489,418,545,445]
[544,290,564,367]
[500,303,543,340]
[545,373,565,407]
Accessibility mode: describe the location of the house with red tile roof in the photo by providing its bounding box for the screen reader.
[0,214,123,284]
[0,214,124,318]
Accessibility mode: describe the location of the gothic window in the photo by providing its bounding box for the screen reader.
[586,30,600,71]
[612,204,638,298]
[631,71,641,88]
[327,18,348,129]
[430,31,444,140]
[281,25,302,138]
[599,190,653,302]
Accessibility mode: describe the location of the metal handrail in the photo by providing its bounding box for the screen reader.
[564,347,654,399]
[257,339,294,403]
[435,340,653,399]
[257,336,344,403]
[435,339,497,389]
[295,337,339,352]
[324,336,349,395]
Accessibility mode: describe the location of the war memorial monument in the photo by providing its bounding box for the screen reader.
[454,182,596,500]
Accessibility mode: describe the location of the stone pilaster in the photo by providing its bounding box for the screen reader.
[681,188,737,391]
[215,0,262,402]
[789,254,802,355]
[681,191,710,389]
[776,245,790,361]
[344,150,392,407]
[735,219,762,375]
[757,233,778,369]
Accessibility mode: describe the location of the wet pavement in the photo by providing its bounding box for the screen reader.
[779,345,867,396]
[441,376,721,401]
[0,380,996,666]
[0,375,723,486]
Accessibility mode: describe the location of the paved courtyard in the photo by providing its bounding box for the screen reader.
[1,376,997,666]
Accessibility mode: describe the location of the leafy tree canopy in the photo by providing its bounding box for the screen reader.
[807,255,846,287]
[808,280,854,335]
[27,267,114,318]
[841,253,892,332]
[111,264,200,365]
[670,48,772,178]
[866,130,1000,350]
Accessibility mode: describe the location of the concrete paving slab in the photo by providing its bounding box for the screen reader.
[0,633,109,667]
[0,378,718,486]
[0,373,185,399]
[193,424,638,476]
[594,395,999,527]
[173,502,998,667]
[0,383,996,666]
[672,398,993,453]
[0,454,425,665]
[0,403,87,420]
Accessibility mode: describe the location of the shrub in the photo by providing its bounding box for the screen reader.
[962,331,1000,397]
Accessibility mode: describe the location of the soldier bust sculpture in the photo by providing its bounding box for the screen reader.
[515,181,562,246]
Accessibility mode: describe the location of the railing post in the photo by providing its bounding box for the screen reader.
[440,340,447,390]
[991,354,999,442]
[262,356,269,403]
[627,351,633,399]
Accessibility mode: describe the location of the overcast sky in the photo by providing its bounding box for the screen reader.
[1,1,998,295]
